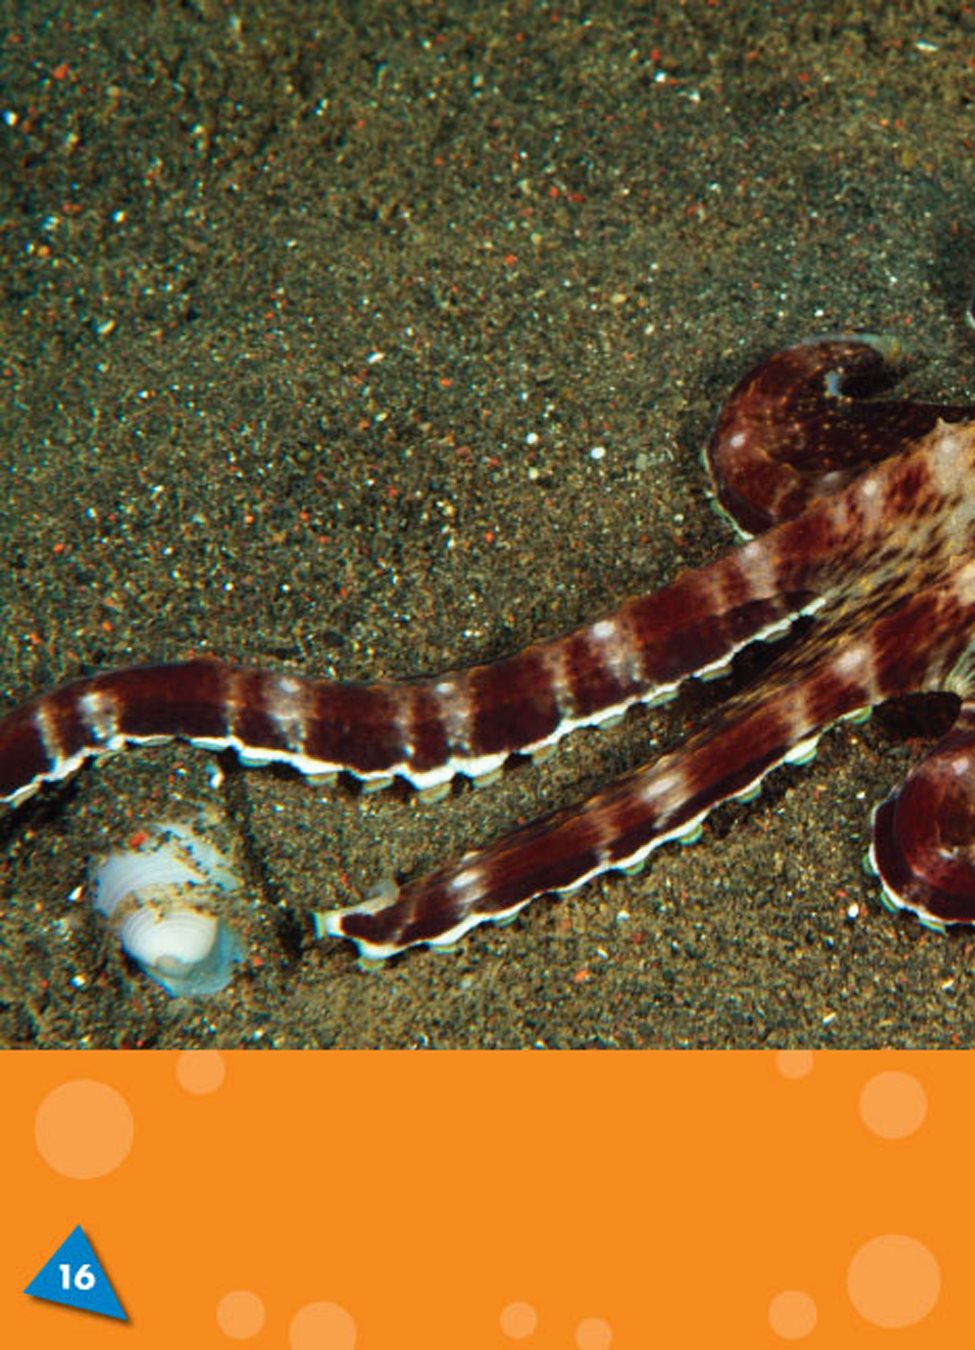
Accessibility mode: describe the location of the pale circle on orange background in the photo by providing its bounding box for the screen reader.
[859,1071,927,1140]
[575,1316,613,1350]
[216,1290,266,1339]
[176,1050,227,1095]
[290,1300,357,1350]
[847,1235,940,1328]
[35,1079,134,1179]
[775,1050,813,1080]
[768,1290,817,1339]
[500,1301,538,1338]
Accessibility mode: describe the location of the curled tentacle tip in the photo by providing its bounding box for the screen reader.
[869,730,975,928]
[314,877,400,960]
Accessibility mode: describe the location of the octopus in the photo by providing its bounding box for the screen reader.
[3,334,975,964]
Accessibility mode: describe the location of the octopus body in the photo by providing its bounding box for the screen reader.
[4,335,975,962]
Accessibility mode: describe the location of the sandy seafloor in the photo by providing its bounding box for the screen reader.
[3,1,975,1048]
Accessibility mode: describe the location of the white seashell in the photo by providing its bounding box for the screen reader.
[89,817,244,998]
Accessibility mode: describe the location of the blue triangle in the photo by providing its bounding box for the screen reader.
[24,1225,128,1321]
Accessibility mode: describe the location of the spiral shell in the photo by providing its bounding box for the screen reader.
[89,817,244,997]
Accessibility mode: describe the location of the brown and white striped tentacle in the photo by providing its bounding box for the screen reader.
[0,524,825,813]
[322,561,975,959]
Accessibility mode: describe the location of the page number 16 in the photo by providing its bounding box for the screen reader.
[59,1263,96,1292]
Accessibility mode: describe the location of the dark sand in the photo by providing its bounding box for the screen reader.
[3,2,975,1048]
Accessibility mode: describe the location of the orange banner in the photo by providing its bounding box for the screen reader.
[2,1050,968,1346]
